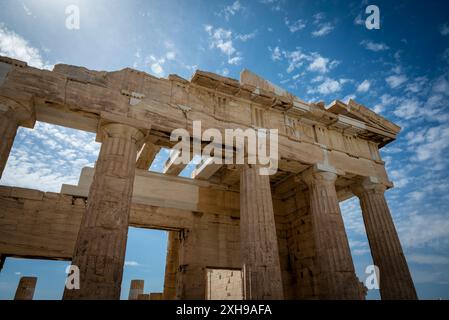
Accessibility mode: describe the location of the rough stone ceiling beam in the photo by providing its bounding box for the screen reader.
[136,143,161,170]
[163,149,190,176]
[191,157,223,180]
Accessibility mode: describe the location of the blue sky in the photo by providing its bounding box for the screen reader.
[0,0,449,300]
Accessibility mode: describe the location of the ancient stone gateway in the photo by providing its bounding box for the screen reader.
[0,55,417,300]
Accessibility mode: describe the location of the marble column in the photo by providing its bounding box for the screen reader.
[163,231,179,300]
[239,164,284,300]
[14,277,37,300]
[352,177,417,300]
[63,123,145,300]
[302,167,363,299]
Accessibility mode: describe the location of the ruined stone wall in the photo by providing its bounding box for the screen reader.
[176,212,241,299]
[272,186,317,299]
[0,186,84,260]
[285,188,317,299]
[0,185,243,300]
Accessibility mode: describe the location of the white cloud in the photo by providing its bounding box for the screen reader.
[409,254,449,265]
[440,23,449,36]
[408,191,425,201]
[348,240,370,256]
[412,125,449,162]
[373,94,397,113]
[228,56,242,65]
[284,18,306,33]
[0,26,52,70]
[312,23,334,37]
[389,169,409,188]
[386,74,407,88]
[342,94,356,103]
[397,211,449,248]
[360,40,389,52]
[204,25,242,65]
[274,48,339,80]
[354,14,364,26]
[124,261,141,267]
[1,122,100,193]
[311,12,334,37]
[307,77,349,95]
[147,55,165,76]
[269,46,282,61]
[166,51,176,60]
[218,1,243,21]
[406,76,427,93]
[312,12,325,23]
[235,31,257,42]
[307,52,339,73]
[357,79,371,92]
[393,98,420,119]
[22,3,32,16]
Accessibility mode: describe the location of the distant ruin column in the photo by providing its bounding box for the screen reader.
[63,123,145,300]
[352,177,417,300]
[163,231,179,300]
[14,276,37,300]
[128,280,145,300]
[239,164,284,300]
[302,166,363,299]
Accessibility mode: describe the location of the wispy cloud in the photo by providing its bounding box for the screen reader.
[386,74,407,88]
[360,40,389,52]
[307,77,350,95]
[217,1,243,21]
[311,12,335,37]
[204,25,243,65]
[284,17,306,33]
[235,30,257,42]
[356,79,371,93]
[273,47,339,74]
[440,23,449,36]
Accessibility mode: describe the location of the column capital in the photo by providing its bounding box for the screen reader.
[301,164,340,187]
[99,122,145,142]
[351,176,387,197]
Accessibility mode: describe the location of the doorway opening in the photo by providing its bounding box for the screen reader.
[120,227,168,300]
[0,257,70,300]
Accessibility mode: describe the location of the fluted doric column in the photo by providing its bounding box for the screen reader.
[240,164,284,300]
[302,167,363,299]
[352,177,417,300]
[0,102,35,178]
[63,123,145,300]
